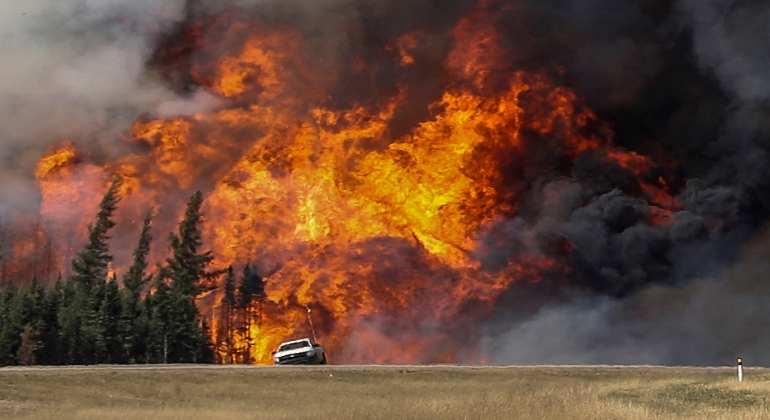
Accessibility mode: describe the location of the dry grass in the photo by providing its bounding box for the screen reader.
[0,365,768,419]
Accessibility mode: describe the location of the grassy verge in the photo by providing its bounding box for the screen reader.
[0,365,768,419]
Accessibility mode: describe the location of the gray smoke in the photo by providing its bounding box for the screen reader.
[484,224,770,366]
[0,0,224,211]
[6,0,770,364]
[679,0,770,103]
[482,0,770,365]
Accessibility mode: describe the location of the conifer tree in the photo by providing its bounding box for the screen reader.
[70,179,121,290]
[63,179,121,364]
[148,274,172,363]
[238,263,265,364]
[58,276,77,365]
[0,288,22,365]
[35,276,63,365]
[97,274,123,363]
[165,191,220,296]
[0,281,41,366]
[20,277,46,365]
[156,191,219,363]
[122,210,153,363]
[149,192,223,364]
[220,266,236,363]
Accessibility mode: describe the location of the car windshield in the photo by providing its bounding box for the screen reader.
[279,341,309,351]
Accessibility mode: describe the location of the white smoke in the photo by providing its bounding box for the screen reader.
[0,1,220,174]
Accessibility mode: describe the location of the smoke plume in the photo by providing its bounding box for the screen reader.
[480,0,770,365]
[4,0,770,365]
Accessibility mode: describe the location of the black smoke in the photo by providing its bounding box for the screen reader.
[5,0,770,364]
[475,0,770,365]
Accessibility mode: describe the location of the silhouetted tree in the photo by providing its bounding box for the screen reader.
[122,210,153,363]
[62,179,121,364]
[0,187,226,367]
[219,266,236,363]
[35,276,63,365]
[154,191,220,363]
[97,274,124,363]
[238,263,265,364]
[148,273,172,364]
[0,288,22,365]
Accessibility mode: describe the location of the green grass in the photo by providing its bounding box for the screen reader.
[0,365,768,419]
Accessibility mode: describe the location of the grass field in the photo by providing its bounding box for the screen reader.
[0,365,768,419]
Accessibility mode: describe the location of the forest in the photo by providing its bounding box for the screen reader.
[0,181,263,365]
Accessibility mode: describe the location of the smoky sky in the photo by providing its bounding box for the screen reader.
[478,0,770,365]
[483,225,770,366]
[0,0,193,211]
[3,0,770,364]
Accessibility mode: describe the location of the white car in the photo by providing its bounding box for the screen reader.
[272,338,327,365]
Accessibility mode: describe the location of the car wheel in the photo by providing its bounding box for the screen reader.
[320,353,327,365]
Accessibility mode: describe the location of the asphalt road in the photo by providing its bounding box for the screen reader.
[0,364,753,373]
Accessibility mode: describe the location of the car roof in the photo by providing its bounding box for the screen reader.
[281,338,312,345]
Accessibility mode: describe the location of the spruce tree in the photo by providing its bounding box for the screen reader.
[20,277,46,365]
[165,191,219,296]
[58,276,77,364]
[148,273,172,363]
[220,266,236,363]
[36,276,63,365]
[63,179,121,364]
[238,263,265,364]
[122,210,153,363]
[239,263,265,307]
[155,191,219,363]
[97,274,123,363]
[0,280,43,366]
[0,288,21,365]
[70,179,121,290]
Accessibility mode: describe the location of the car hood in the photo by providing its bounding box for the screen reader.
[274,347,313,358]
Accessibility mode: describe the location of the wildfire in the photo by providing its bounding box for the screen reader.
[27,1,680,364]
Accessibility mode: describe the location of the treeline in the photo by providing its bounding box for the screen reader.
[217,263,266,364]
[0,181,262,366]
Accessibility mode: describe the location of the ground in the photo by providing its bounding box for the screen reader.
[0,365,767,419]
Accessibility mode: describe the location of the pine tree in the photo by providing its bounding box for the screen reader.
[21,277,46,365]
[148,274,172,363]
[122,210,154,363]
[35,276,63,365]
[58,277,77,365]
[70,179,121,290]
[156,191,219,363]
[196,318,214,364]
[0,288,22,366]
[219,266,236,363]
[0,280,43,366]
[238,263,265,364]
[63,179,122,364]
[123,211,154,293]
[97,274,123,363]
[165,191,220,296]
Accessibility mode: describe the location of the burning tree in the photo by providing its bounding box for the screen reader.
[216,263,265,364]
[3,0,763,366]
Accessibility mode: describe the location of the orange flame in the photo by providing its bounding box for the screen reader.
[27,2,681,364]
